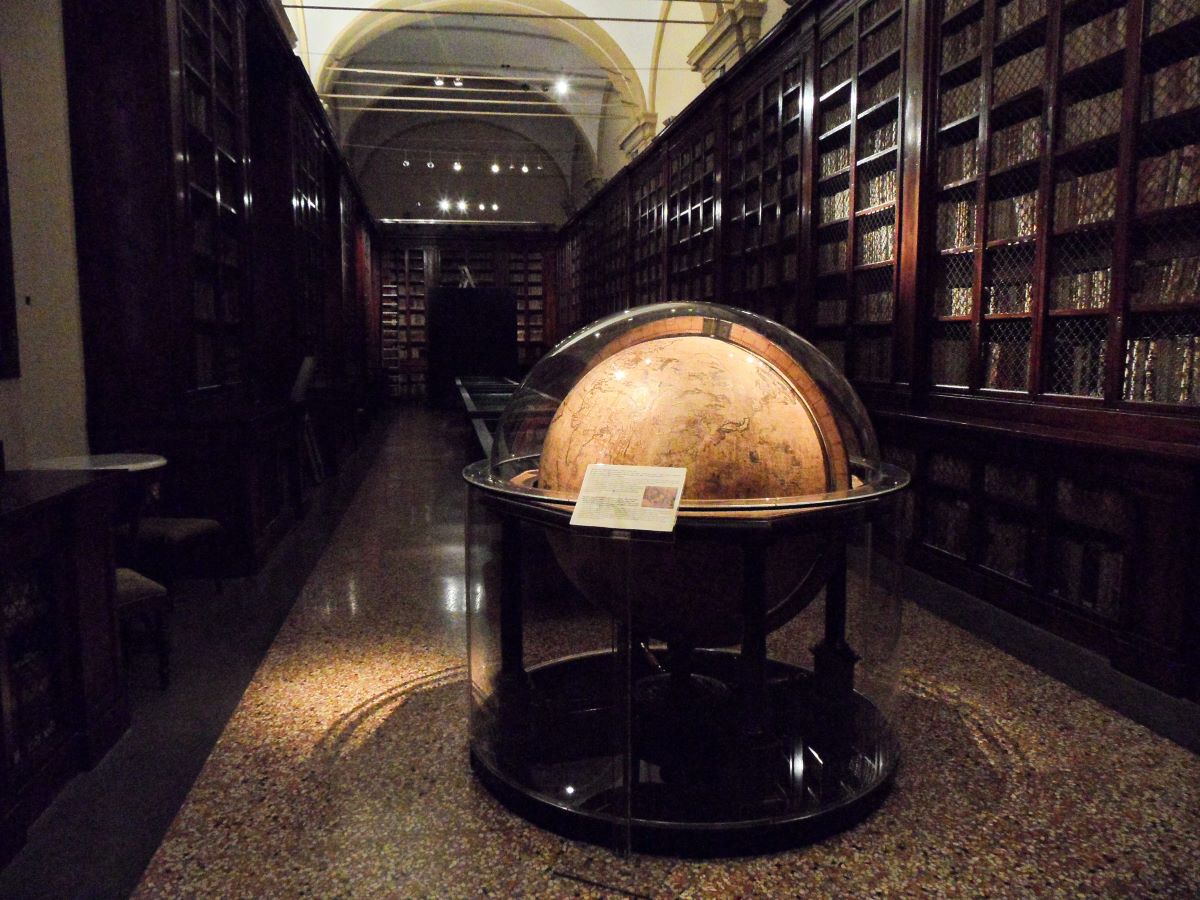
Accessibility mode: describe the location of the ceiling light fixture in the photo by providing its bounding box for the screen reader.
[427,159,435,169]
[490,162,500,174]
[554,77,570,96]
[478,202,486,211]
[438,198,451,212]
[457,199,468,213]
[402,158,411,167]
[453,161,462,172]
[434,76,445,86]
[453,77,464,87]
[491,202,499,211]
[521,163,529,173]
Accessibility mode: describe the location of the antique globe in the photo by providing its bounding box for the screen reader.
[473,301,898,649]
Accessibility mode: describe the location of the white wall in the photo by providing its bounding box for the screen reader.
[0,1,89,468]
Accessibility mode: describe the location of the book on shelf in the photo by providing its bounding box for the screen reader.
[1066,341,1105,396]
[1137,144,1200,212]
[860,169,898,208]
[820,144,852,177]
[861,69,902,108]
[986,281,1033,314]
[938,284,974,317]
[861,18,901,69]
[1051,267,1111,310]
[861,120,898,157]
[822,101,851,133]
[941,78,981,122]
[1055,168,1117,229]
[991,117,1042,172]
[1061,89,1123,147]
[997,0,1046,39]
[1141,54,1200,122]
[984,339,1029,390]
[938,198,976,249]
[1123,334,1200,403]
[857,290,895,322]
[1131,247,1200,307]
[1062,7,1127,72]
[857,220,896,265]
[1147,0,1197,36]
[942,19,981,70]
[943,0,977,23]
[939,140,979,184]
[988,190,1039,239]
[993,47,1044,105]
[817,296,849,325]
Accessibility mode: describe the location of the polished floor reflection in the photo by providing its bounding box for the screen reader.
[136,407,1200,897]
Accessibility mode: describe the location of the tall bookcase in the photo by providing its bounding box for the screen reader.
[381,247,428,400]
[725,47,806,328]
[928,0,1200,405]
[180,0,250,391]
[812,0,905,380]
[547,0,1200,699]
[509,248,546,366]
[666,121,720,302]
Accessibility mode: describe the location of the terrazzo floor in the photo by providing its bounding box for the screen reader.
[135,408,1200,898]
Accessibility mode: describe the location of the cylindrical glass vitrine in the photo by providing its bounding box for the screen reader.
[464,302,909,856]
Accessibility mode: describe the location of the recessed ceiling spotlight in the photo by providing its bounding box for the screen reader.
[554,77,570,96]
[509,163,515,170]
[402,159,411,167]
[438,198,451,212]
[434,76,445,86]
[478,202,486,211]
[536,164,543,170]
[453,77,464,87]
[457,199,468,213]
[521,164,530,174]
[491,162,500,174]
[453,161,463,172]
[427,160,435,169]
[491,202,499,211]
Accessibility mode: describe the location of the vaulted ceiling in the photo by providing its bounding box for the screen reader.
[282,1,788,223]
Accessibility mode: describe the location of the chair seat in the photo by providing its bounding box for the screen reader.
[137,517,222,547]
[114,567,168,608]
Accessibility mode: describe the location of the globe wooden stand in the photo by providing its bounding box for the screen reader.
[466,480,900,857]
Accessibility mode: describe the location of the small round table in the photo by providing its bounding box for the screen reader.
[31,453,167,473]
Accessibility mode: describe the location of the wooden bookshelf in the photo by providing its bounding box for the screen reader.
[546,0,1200,699]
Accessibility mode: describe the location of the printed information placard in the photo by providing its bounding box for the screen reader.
[569,464,688,533]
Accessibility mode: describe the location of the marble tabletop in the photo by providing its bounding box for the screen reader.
[31,453,167,472]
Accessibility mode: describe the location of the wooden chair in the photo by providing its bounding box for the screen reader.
[114,567,171,689]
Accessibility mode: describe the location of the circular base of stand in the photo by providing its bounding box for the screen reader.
[470,650,898,857]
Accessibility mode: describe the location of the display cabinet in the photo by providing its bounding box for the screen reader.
[665,119,721,303]
[630,152,668,308]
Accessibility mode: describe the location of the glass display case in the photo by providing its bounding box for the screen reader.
[464,302,909,855]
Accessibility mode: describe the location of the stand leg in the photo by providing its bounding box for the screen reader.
[740,541,768,736]
[812,546,858,700]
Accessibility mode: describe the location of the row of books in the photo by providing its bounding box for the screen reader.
[1055,169,1117,230]
[986,281,1033,314]
[925,497,971,557]
[821,188,851,222]
[991,116,1042,172]
[821,49,854,92]
[1051,266,1112,311]
[1053,340,1105,397]
[1123,335,1200,403]
[382,347,425,362]
[1136,144,1200,213]
[938,285,974,317]
[822,100,851,133]
[861,119,898,157]
[821,144,852,178]
[817,296,848,326]
[1062,6,1126,73]
[983,462,1037,506]
[1056,479,1123,529]
[1147,0,1196,36]
[853,337,892,382]
[857,220,897,265]
[983,338,1030,390]
[941,78,981,123]
[932,333,971,384]
[818,238,848,273]
[857,289,896,322]
[1061,88,1122,148]
[861,0,901,32]
[860,169,899,209]
[861,17,901,70]
[940,140,979,185]
[997,0,1045,41]
[942,0,977,25]
[938,199,977,249]
[942,19,981,71]
[988,189,1039,240]
[821,21,854,66]
[1051,538,1122,619]
[982,516,1031,582]
[1131,251,1200,307]
[1141,54,1200,122]
[863,68,903,111]
[993,47,1044,106]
